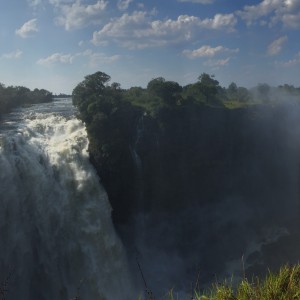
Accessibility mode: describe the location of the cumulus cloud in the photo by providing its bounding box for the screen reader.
[37,50,120,67]
[15,19,38,38]
[281,11,300,28]
[201,13,237,30]
[237,0,300,28]
[178,0,214,4]
[117,0,134,10]
[37,53,77,66]
[267,36,288,56]
[54,0,108,30]
[204,57,231,67]
[27,0,42,7]
[82,50,121,67]
[49,0,74,5]
[92,11,237,49]
[237,0,280,25]
[183,45,239,59]
[276,52,300,67]
[1,49,23,59]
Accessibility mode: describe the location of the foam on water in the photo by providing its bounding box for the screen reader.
[0,100,135,300]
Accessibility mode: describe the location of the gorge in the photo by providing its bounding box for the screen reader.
[72,72,300,296]
[1,73,300,299]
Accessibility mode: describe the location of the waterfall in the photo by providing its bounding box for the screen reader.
[131,115,144,174]
[129,115,145,205]
[0,100,135,300]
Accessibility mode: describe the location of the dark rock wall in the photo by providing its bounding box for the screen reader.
[91,104,300,224]
[89,102,300,292]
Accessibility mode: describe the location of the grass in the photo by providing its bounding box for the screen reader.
[158,264,300,300]
[223,100,255,109]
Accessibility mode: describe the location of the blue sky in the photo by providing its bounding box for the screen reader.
[0,0,300,94]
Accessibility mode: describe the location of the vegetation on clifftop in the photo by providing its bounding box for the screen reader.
[72,71,300,120]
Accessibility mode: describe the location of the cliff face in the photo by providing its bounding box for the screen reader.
[89,103,299,225]
[72,72,300,293]
[84,99,300,293]
[86,102,300,291]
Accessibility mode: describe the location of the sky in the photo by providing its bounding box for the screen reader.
[0,0,300,94]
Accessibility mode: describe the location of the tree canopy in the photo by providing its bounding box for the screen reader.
[0,84,53,115]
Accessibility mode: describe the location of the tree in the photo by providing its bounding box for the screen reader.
[147,77,182,105]
[227,82,238,99]
[237,87,251,102]
[198,73,219,87]
[84,71,111,92]
[110,82,121,90]
[147,77,166,96]
[278,84,297,94]
[227,83,251,102]
[72,71,111,107]
[196,73,221,105]
[0,84,52,114]
[257,83,271,103]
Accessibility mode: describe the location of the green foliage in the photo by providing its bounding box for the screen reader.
[72,71,111,107]
[180,73,226,106]
[228,82,238,95]
[196,73,222,105]
[181,83,206,105]
[257,83,271,103]
[0,83,52,115]
[147,77,182,106]
[225,82,252,108]
[278,84,300,95]
[72,71,142,178]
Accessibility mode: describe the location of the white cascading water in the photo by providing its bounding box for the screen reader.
[0,99,135,300]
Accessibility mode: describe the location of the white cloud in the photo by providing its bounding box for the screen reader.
[183,45,239,59]
[237,0,281,25]
[267,36,288,56]
[37,53,77,66]
[280,11,300,28]
[178,0,214,4]
[92,11,237,49]
[15,19,38,38]
[201,14,237,30]
[204,57,231,67]
[27,0,42,7]
[117,0,134,10]
[276,52,300,67]
[82,50,121,67]
[1,49,23,59]
[49,0,74,5]
[237,0,300,28]
[37,50,120,67]
[54,0,108,30]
